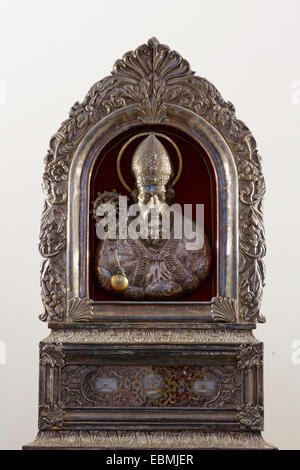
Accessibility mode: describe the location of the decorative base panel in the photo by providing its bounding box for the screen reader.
[37,340,264,432]
[23,430,275,450]
[24,327,276,450]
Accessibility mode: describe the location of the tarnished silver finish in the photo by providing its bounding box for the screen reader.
[95,219,212,301]
[40,343,65,368]
[67,297,93,322]
[39,403,66,431]
[238,405,264,431]
[211,296,238,322]
[25,430,274,450]
[94,131,211,300]
[25,337,276,450]
[38,37,267,323]
[132,133,173,187]
[44,326,258,345]
[37,341,262,422]
[117,131,182,192]
[40,38,265,322]
[237,343,263,369]
[68,104,238,318]
[27,38,273,451]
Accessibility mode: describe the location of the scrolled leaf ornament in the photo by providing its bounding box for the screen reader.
[40,258,66,322]
[30,430,272,449]
[40,37,266,323]
[39,204,66,258]
[237,343,263,369]
[39,403,66,431]
[40,343,65,368]
[238,405,264,431]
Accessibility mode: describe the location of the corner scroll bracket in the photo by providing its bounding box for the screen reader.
[39,402,66,431]
[40,343,65,368]
[237,405,264,431]
[237,343,263,369]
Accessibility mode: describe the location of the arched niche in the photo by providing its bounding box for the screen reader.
[67,105,238,322]
[89,123,217,303]
[40,38,265,325]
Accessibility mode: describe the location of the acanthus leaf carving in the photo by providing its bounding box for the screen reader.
[238,405,263,431]
[211,297,238,323]
[39,402,66,431]
[46,327,257,345]
[237,343,263,369]
[29,430,273,449]
[40,37,265,323]
[39,203,66,258]
[40,258,66,322]
[40,343,65,368]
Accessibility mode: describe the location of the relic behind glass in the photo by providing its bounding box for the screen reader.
[24,38,275,450]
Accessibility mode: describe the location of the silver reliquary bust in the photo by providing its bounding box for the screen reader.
[93,133,212,300]
[25,38,274,451]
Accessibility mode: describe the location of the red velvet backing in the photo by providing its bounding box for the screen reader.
[89,125,217,302]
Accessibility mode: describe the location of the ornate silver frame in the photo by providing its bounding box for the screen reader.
[40,37,265,325]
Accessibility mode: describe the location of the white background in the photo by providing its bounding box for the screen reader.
[0,0,299,450]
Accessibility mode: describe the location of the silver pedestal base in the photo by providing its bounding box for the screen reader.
[24,430,276,450]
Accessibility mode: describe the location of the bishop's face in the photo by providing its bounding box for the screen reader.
[137,185,167,217]
[137,185,168,242]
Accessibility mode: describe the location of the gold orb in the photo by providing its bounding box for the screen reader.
[110,274,129,292]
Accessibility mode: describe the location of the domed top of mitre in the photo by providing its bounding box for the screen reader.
[132,133,173,187]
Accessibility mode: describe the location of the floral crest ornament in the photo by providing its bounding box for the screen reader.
[40,37,265,323]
